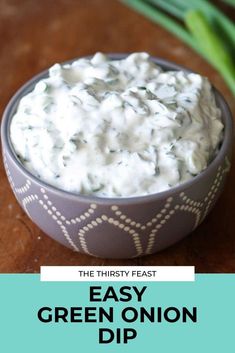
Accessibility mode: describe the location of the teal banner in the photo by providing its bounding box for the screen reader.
[0,274,234,352]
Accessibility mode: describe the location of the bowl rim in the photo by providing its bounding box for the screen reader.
[1,53,233,205]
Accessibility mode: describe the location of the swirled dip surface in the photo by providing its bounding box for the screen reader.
[10,53,223,197]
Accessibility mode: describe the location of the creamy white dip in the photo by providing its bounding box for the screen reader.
[10,52,223,197]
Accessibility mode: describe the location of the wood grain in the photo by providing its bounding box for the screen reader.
[0,0,234,273]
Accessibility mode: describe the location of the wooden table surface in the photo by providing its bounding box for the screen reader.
[0,0,234,273]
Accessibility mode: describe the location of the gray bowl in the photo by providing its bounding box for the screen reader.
[1,55,233,258]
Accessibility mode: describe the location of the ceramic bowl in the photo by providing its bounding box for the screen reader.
[1,55,233,258]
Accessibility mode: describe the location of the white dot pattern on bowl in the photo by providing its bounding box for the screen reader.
[3,154,231,257]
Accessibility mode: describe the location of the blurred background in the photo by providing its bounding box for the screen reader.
[0,0,234,273]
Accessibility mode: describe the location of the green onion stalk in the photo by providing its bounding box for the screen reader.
[122,0,235,95]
